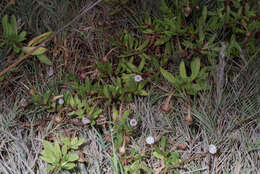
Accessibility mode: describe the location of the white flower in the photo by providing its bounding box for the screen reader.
[47,67,54,77]
[130,119,137,127]
[82,117,91,124]
[58,98,64,105]
[146,136,155,145]
[208,144,217,154]
[134,75,143,82]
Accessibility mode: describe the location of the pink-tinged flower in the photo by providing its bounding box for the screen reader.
[82,117,91,124]
[130,119,137,127]
[58,98,64,105]
[47,67,54,77]
[146,136,155,145]
[208,144,217,154]
[134,75,143,82]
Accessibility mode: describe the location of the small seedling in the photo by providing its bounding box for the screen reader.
[40,136,84,173]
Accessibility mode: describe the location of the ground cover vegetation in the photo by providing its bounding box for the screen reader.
[0,0,259,173]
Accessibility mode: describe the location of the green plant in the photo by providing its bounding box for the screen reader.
[160,58,210,98]
[103,75,148,104]
[123,149,153,174]
[160,58,210,124]
[40,136,84,173]
[0,14,52,65]
[112,107,132,149]
[64,92,102,125]
[0,15,26,54]
[152,136,181,174]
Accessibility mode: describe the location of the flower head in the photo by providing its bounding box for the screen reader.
[208,144,217,154]
[134,75,143,82]
[82,117,91,124]
[129,119,137,127]
[146,136,155,145]
[58,98,64,105]
[47,67,54,77]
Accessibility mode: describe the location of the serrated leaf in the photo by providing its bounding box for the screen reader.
[190,58,200,81]
[136,40,149,51]
[126,62,140,73]
[22,46,47,55]
[61,136,70,146]
[18,31,27,42]
[37,54,52,65]
[160,67,176,84]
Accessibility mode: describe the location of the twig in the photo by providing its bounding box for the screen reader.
[0,0,103,77]
[173,152,209,168]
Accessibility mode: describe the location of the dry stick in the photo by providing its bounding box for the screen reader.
[0,0,103,77]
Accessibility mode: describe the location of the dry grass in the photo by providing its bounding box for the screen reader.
[0,0,259,173]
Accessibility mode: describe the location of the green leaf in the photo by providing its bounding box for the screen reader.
[160,67,176,84]
[2,15,9,36]
[179,61,187,80]
[22,46,47,56]
[154,36,171,46]
[136,40,149,51]
[67,153,79,162]
[18,31,27,42]
[201,6,207,23]
[138,89,148,96]
[41,141,57,164]
[61,136,70,146]
[10,15,18,36]
[160,136,166,151]
[126,62,140,73]
[54,141,62,160]
[62,145,68,155]
[152,151,164,160]
[43,90,52,104]
[103,85,111,99]
[190,58,200,81]
[62,162,76,170]
[138,57,146,72]
[37,54,52,65]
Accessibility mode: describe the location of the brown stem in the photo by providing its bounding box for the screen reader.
[174,152,209,168]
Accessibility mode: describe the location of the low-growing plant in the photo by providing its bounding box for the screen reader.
[123,149,153,174]
[0,14,52,65]
[160,58,210,123]
[112,106,132,149]
[103,75,148,104]
[64,92,102,125]
[40,136,84,173]
[152,136,181,174]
